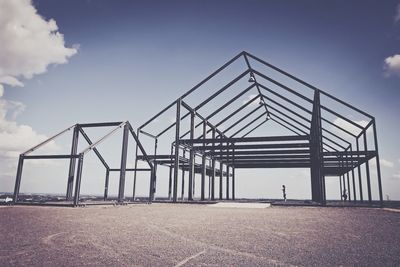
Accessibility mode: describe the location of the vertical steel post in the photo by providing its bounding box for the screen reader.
[201,155,206,200]
[193,168,196,197]
[219,137,223,200]
[118,124,129,203]
[342,174,346,198]
[73,153,84,206]
[226,163,230,200]
[153,138,158,199]
[346,172,351,202]
[232,167,236,200]
[201,121,206,201]
[232,146,235,200]
[168,144,173,200]
[310,90,324,204]
[226,142,230,200]
[104,168,110,201]
[188,111,195,200]
[342,173,346,200]
[363,132,372,203]
[181,150,185,200]
[132,129,140,200]
[356,137,363,202]
[149,168,155,202]
[211,129,216,200]
[345,150,351,201]
[219,161,223,200]
[66,126,79,200]
[372,121,383,206]
[173,99,181,202]
[317,91,326,205]
[208,162,211,200]
[181,169,185,201]
[13,155,24,204]
[339,158,342,200]
[350,146,356,202]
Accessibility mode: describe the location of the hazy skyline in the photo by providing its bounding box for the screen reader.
[1,0,400,200]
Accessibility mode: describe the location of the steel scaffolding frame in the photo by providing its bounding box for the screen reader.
[13,121,154,206]
[13,51,383,206]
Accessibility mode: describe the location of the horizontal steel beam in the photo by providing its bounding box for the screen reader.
[23,154,79,159]
[80,122,126,154]
[207,149,310,156]
[180,135,309,144]
[140,130,157,139]
[194,143,310,151]
[109,168,151,172]
[229,159,311,163]
[323,150,376,156]
[216,154,311,160]
[79,122,123,128]
[234,163,311,168]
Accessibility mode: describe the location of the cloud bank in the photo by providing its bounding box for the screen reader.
[0,0,77,90]
[384,54,400,77]
[0,0,77,190]
[384,4,400,77]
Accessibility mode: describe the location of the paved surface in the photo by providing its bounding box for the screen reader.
[1,204,399,266]
[208,202,271,208]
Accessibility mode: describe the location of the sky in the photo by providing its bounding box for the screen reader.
[0,0,400,200]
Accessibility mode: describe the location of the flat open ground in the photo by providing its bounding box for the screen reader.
[1,204,399,266]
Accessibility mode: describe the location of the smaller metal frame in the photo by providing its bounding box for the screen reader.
[13,121,154,206]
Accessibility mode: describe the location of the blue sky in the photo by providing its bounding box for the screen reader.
[1,0,400,200]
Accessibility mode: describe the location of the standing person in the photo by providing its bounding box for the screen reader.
[282,185,287,202]
[342,189,347,201]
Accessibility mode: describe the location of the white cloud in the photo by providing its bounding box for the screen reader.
[392,171,400,180]
[0,97,60,191]
[242,94,261,107]
[395,3,400,23]
[0,0,77,89]
[370,158,394,168]
[0,0,76,191]
[332,117,371,136]
[380,159,394,168]
[0,98,58,155]
[384,54,400,77]
[0,76,24,87]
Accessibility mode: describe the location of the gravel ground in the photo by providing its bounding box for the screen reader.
[0,204,399,266]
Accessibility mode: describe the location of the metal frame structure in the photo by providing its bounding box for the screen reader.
[13,51,383,206]
[13,121,154,206]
